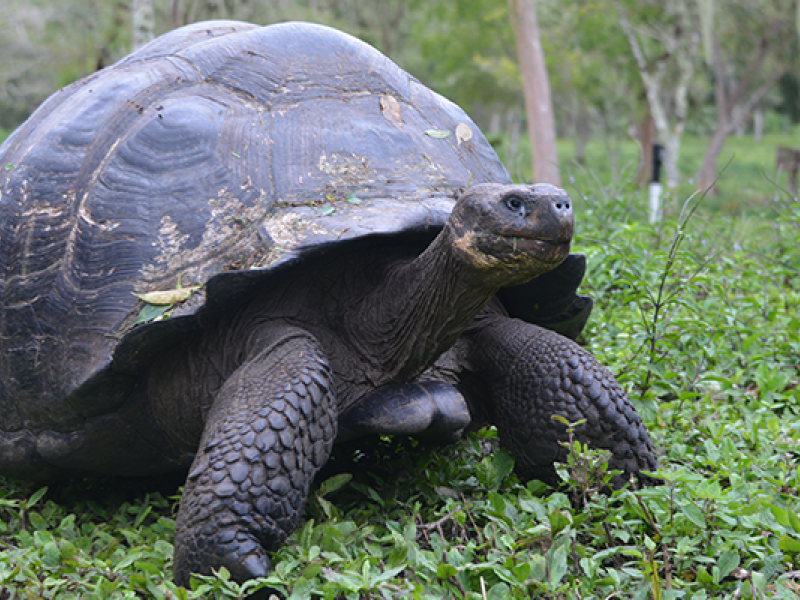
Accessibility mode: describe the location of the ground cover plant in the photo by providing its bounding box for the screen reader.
[0,139,798,598]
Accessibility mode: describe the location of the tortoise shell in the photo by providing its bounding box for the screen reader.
[0,21,509,435]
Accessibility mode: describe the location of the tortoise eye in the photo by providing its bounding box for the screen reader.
[504,195,528,217]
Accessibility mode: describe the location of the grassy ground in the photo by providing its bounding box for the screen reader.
[0,129,799,598]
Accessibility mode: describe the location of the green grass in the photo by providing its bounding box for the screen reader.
[0,129,799,598]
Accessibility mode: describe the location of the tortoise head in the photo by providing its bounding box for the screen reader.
[446,183,573,287]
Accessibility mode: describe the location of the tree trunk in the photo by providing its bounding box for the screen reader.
[169,0,187,29]
[696,127,730,192]
[132,0,155,51]
[617,1,700,190]
[505,107,523,180]
[753,109,763,142]
[635,113,655,186]
[573,101,590,166]
[508,0,561,185]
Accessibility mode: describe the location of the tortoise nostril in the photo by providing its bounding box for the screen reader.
[554,199,571,212]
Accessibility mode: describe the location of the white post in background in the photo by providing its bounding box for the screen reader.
[649,143,664,224]
[649,182,663,224]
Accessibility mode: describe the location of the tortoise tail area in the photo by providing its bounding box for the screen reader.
[0,419,193,482]
[0,372,193,481]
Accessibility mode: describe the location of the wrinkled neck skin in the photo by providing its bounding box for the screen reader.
[345,224,508,383]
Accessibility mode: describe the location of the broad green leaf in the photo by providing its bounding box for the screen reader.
[436,563,457,579]
[752,571,767,595]
[789,508,800,534]
[133,560,161,575]
[770,505,792,528]
[27,486,48,507]
[681,504,706,528]
[491,448,515,482]
[548,544,569,586]
[593,546,643,561]
[316,496,334,520]
[513,562,531,583]
[716,550,740,581]
[42,541,60,568]
[476,457,498,490]
[549,508,571,537]
[319,205,336,216]
[488,583,512,600]
[425,129,451,138]
[318,474,352,497]
[345,192,362,204]
[372,564,405,583]
[529,554,547,581]
[133,303,170,325]
[133,504,153,528]
[288,577,311,600]
[778,534,800,553]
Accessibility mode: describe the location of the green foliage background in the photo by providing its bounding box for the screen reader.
[0,127,798,598]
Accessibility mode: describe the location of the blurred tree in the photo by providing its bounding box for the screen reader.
[777,73,800,123]
[616,0,702,189]
[0,0,129,128]
[537,0,645,181]
[4,0,799,193]
[694,0,797,192]
[508,0,560,184]
[0,1,54,128]
[133,0,155,50]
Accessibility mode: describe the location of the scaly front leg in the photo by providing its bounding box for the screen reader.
[460,314,659,488]
[173,324,336,586]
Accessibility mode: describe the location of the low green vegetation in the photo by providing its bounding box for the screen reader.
[0,136,798,599]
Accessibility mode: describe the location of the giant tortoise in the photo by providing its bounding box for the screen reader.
[0,21,658,586]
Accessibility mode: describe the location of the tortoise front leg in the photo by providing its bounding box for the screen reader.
[173,325,336,587]
[460,314,659,488]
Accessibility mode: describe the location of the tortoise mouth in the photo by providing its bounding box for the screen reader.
[500,234,571,261]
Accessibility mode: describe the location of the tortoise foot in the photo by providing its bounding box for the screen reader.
[174,517,272,585]
[462,315,659,488]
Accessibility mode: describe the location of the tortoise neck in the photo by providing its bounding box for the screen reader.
[353,225,500,381]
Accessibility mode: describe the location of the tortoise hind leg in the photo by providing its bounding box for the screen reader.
[173,324,336,587]
[336,381,470,444]
[459,314,659,488]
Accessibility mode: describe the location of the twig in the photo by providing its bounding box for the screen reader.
[419,505,462,531]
